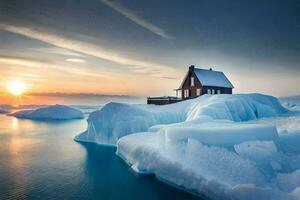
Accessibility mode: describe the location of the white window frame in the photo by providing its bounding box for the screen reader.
[184,89,189,98]
[176,90,182,98]
[196,88,201,96]
[190,77,194,86]
[207,89,211,94]
[217,90,221,94]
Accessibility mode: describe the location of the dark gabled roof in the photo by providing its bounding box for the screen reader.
[178,67,234,89]
[194,68,234,88]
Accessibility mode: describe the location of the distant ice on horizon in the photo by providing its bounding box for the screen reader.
[9,104,84,120]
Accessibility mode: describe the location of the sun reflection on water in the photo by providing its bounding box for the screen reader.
[11,117,19,130]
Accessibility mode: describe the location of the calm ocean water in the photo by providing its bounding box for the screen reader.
[0,113,201,200]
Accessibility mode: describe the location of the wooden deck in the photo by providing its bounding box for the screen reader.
[147,96,182,105]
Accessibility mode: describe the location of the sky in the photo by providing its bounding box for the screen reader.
[0,0,299,105]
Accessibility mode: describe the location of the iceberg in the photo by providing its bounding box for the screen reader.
[76,93,300,200]
[76,93,288,144]
[0,105,12,114]
[75,101,189,144]
[0,108,10,114]
[9,104,84,120]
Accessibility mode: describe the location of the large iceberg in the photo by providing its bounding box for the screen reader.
[76,93,300,199]
[75,94,288,144]
[10,104,84,120]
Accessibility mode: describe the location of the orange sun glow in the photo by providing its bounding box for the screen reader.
[7,80,27,96]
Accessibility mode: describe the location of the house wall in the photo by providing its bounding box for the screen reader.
[202,86,232,94]
[181,68,203,99]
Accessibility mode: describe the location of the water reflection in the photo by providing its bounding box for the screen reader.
[11,118,19,130]
[80,142,201,200]
[8,117,42,134]
[0,115,202,200]
[7,137,31,199]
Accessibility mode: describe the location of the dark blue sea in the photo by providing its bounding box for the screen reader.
[0,113,201,200]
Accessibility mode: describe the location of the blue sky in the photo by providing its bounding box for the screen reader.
[0,0,299,104]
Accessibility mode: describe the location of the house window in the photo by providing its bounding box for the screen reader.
[212,89,215,95]
[191,77,194,86]
[196,88,201,96]
[217,90,221,94]
[176,90,182,98]
[184,89,189,98]
[207,89,211,94]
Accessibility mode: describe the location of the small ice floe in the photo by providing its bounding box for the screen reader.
[9,104,84,120]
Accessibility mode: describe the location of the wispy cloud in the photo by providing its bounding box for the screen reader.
[0,55,103,78]
[66,58,86,63]
[31,47,85,57]
[29,92,140,99]
[101,0,171,39]
[160,76,179,80]
[0,23,179,77]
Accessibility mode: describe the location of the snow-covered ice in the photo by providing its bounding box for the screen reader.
[75,101,189,144]
[76,94,288,144]
[76,93,300,200]
[10,104,84,120]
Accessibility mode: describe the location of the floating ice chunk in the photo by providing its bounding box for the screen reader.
[9,104,84,120]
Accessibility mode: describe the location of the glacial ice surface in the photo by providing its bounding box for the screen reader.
[76,93,300,200]
[10,104,84,120]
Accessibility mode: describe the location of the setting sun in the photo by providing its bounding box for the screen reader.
[7,80,27,96]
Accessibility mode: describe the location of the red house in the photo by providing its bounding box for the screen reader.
[175,65,234,99]
[147,65,234,105]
